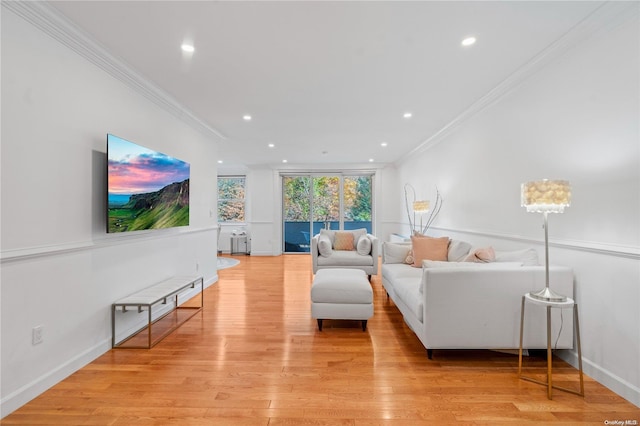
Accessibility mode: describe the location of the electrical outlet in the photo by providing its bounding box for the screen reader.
[32,325,44,345]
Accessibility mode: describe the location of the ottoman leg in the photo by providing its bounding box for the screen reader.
[361,320,367,331]
[317,319,323,331]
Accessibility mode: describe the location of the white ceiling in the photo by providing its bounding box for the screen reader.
[50,1,604,171]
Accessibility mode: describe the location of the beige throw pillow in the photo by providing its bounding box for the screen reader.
[333,232,355,251]
[410,236,450,267]
[464,247,496,263]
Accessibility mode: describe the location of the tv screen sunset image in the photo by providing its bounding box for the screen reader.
[107,134,190,233]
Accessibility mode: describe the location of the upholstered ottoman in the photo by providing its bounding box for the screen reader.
[311,268,373,331]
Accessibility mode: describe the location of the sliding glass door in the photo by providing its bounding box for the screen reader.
[343,175,372,231]
[282,174,373,253]
[312,176,340,232]
[283,176,311,253]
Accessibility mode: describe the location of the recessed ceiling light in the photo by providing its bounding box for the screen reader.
[369,159,374,162]
[181,43,195,53]
[461,36,477,47]
[282,159,287,163]
[217,160,223,164]
[381,142,388,147]
[268,143,275,148]
[403,112,413,119]
[243,115,252,121]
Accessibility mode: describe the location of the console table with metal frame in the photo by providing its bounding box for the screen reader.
[112,275,204,349]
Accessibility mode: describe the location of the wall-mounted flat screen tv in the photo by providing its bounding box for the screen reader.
[107,134,190,233]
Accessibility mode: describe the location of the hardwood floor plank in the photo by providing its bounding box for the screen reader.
[2,255,639,425]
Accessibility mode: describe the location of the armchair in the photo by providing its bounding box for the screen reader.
[311,228,379,278]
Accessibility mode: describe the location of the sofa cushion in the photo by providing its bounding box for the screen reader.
[495,248,539,266]
[311,269,372,304]
[334,232,355,251]
[318,234,333,257]
[423,260,489,269]
[317,250,373,267]
[356,235,372,255]
[382,263,422,283]
[411,235,449,266]
[423,260,524,269]
[392,277,423,322]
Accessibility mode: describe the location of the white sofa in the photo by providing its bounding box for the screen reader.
[381,241,574,359]
[311,229,379,278]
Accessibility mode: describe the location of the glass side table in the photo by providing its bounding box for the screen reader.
[518,292,584,399]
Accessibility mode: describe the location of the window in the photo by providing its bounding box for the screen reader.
[282,173,373,252]
[217,176,245,222]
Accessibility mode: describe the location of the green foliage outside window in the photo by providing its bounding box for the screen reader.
[345,176,372,222]
[218,176,245,222]
[283,175,372,223]
[283,176,310,221]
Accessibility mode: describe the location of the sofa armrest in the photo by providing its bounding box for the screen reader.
[421,265,574,349]
[367,234,379,271]
[311,234,320,272]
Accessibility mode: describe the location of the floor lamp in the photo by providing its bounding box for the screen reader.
[413,200,430,234]
[521,179,571,302]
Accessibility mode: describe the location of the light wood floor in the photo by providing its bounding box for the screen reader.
[4,255,639,425]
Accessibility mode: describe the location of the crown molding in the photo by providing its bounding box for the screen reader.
[395,1,639,166]
[2,0,226,142]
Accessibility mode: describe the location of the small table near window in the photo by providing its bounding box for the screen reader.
[518,292,584,399]
[230,234,249,255]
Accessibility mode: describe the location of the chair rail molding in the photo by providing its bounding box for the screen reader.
[432,226,640,260]
[0,226,218,264]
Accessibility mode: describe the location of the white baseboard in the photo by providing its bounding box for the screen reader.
[1,274,219,419]
[0,339,111,418]
[558,350,640,408]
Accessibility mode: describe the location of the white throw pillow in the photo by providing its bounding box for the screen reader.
[350,228,367,250]
[356,235,372,255]
[448,240,473,262]
[318,234,333,257]
[319,229,335,246]
[383,242,411,264]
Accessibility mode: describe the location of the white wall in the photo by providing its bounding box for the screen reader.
[1,7,220,416]
[395,13,639,405]
[246,167,281,256]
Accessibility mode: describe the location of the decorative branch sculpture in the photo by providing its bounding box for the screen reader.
[419,187,443,235]
[403,183,417,234]
[403,184,444,236]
